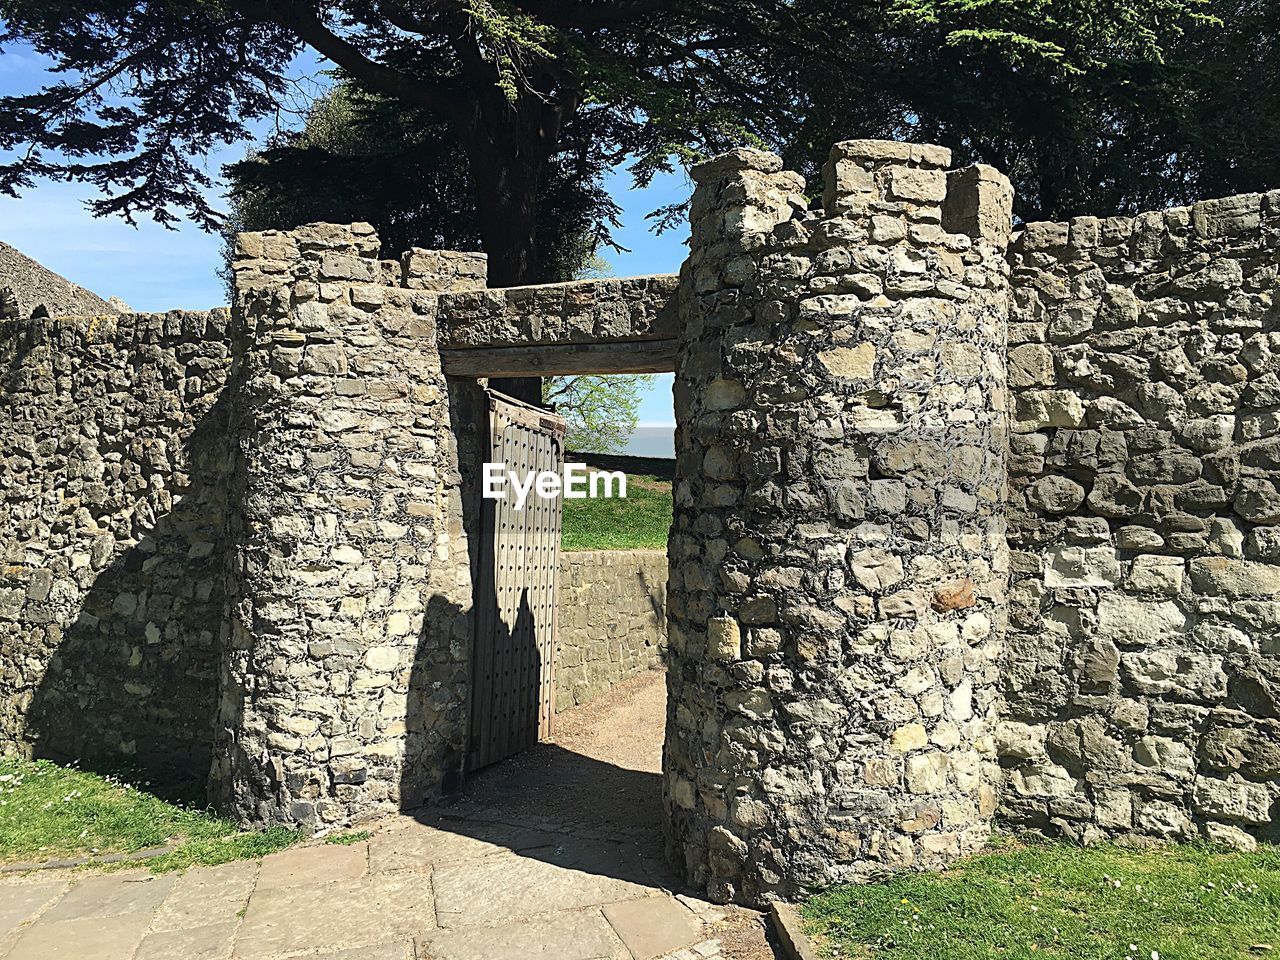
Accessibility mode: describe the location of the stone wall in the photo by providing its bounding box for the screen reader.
[213,223,477,828]
[436,274,678,349]
[0,240,120,318]
[1002,193,1280,848]
[0,309,233,797]
[3,136,1279,898]
[556,550,667,712]
[663,141,1013,905]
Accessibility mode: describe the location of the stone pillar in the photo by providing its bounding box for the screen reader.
[211,223,477,828]
[664,142,1014,904]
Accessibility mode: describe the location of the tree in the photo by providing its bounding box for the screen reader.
[544,374,656,454]
[1,0,1226,295]
[780,0,1280,223]
[225,77,617,286]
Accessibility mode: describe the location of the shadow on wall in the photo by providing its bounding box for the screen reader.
[400,592,473,808]
[400,585,541,810]
[637,566,667,624]
[22,389,237,804]
[398,378,485,809]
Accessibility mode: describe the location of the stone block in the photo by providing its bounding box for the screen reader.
[905,752,950,794]
[1096,593,1187,646]
[1007,343,1055,388]
[1015,390,1086,430]
[889,167,948,204]
[1121,650,1226,700]
[706,616,741,661]
[1019,221,1069,251]
[818,343,877,380]
[1191,777,1273,824]
[996,720,1046,761]
[1189,557,1280,597]
[1192,193,1262,238]
[1127,556,1185,597]
[1043,545,1120,588]
[942,164,1014,245]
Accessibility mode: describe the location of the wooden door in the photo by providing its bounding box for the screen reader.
[468,389,566,771]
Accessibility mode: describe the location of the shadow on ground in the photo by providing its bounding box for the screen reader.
[407,669,677,891]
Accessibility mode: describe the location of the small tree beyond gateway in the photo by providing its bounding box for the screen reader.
[2,0,1270,293]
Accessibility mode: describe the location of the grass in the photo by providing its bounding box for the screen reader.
[0,756,301,872]
[560,474,671,551]
[802,837,1280,960]
[324,829,371,845]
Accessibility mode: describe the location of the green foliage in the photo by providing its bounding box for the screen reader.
[324,830,371,846]
[887,0,1219,70]
[0,756,301,870]
[782,0,1280,222]
[561,475,670,551]
[802,837,1280,960]
[225,77,618,285]
[544,374,655,454]
[5,0,1277,277]
[461,1,558,105]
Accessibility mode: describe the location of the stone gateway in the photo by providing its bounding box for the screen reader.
[2,139,1278,906]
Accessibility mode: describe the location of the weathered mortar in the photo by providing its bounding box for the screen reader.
[556,550,667,711]
[663,140,1014,904]
[1002,191,1280,848]
[212,223,477,827]
[2,135,1279,900]
[0,309,233,797]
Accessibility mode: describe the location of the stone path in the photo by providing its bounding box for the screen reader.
[0,672,774,960]
[0,826,731,959]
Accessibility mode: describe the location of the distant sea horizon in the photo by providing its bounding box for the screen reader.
[621,424,675,459]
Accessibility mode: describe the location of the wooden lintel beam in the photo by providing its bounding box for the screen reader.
[441,340,678,377]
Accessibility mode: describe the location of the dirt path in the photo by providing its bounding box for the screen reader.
[550,667,667,771]
[452,667,668,836]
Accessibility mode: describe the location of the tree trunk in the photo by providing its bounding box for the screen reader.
[458,96,560,407]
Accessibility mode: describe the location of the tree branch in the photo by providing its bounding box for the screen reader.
[234,1,462,118]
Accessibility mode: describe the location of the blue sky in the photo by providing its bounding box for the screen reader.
[0,39,686,440]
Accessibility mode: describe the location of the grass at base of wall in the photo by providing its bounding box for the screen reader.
[561,474,671,551]
[802,836,1280,960]
[0,756,301,872]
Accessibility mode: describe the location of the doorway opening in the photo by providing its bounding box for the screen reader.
[455,369,674,854]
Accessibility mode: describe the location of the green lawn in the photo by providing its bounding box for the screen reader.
[0,756,300,872]
[802,838,1280,960]
[561,474,671,551]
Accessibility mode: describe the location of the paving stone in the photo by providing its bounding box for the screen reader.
[432,849,653,927]
[603,896,704,960]
[421,907,629,960]
[234,867,434,958]
[369,819,558,872]
[0,879,67,937]
[40,870,176,922]
[6,913,153,960]
[255,842,367,890]
[135,920,239,960]
[152,860,258,931]
[312,943,414,960]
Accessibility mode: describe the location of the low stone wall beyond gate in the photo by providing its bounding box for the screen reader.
[556,550,667,712]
